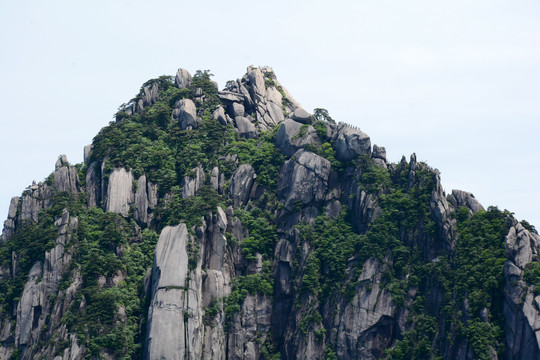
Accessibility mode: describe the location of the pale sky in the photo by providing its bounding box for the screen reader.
[1,0,539,228]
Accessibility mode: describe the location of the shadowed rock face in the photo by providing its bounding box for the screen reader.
[1,66,539,360]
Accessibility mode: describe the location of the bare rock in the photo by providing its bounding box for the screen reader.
[182,166,205,198]
[448,189,484,214]
[83,144,92,164]
[291,107,313,124]
[278,150,331,209]
[145,224,190,360]
[230,164,257,207]
[173,99,200,130]
[54,155,78,193]
[334,122,371,161]
[85,162,99,208]
[275,119,321,156]
[105,168,134,217]
[175,68,192,89]
[234,116,257,138]
[134,175,149,225]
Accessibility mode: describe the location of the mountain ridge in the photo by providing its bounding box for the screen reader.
[0,66,539,359]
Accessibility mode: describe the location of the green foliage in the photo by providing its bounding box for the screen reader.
[524,261,540,295]
[386,314,439,360]
[224,262,274,325]
[313,108,335,123]
[236,208,278,260]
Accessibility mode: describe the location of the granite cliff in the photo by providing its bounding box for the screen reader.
[0,66,539,359]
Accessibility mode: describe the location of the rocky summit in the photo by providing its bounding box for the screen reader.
[0,66,539,360]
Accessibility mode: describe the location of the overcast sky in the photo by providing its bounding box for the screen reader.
[1,0,539,228]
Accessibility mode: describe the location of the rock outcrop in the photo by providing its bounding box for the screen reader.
[1,65,538,360]
[105,167,134,217]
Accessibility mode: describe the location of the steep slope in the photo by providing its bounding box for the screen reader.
[0,66,539,360]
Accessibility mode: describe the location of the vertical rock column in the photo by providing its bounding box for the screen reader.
[145,224,190,360]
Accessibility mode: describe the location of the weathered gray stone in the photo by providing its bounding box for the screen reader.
[230,164,257,207]
[54,155,78,193]
[217,91,244,103]
[291,107,313,124]
[334,122,371,161]
[448,189,484,214]
[134,175,149,225]
[145,224,190,360]
[231,102,245,118]
[182,166,205,198]
[278,150,331,209]
[143,83,159,107]
[85,162,99,208]
[105,168,134,217]
[212,105,229,126]
[83,144,93,164]
[234,116,257,138]
[275,119,321,156]
[175,68,192,89]
[174,99,199,130]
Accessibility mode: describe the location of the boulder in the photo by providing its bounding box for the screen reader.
[234,116,257,138]
[275,119,321,156]
[212,106,229,126]
[174,99,199,130]
[334,122,371,161]
[448,190,484,214]
[291,107,313,124]
[175,68,192,89]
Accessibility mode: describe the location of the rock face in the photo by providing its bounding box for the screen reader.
[105,167,134,216]
[1,66,539,360]
[174,98,200,130]
[334,122,371,161]
[503,222,540,360]
[278,150,331,209]
[145,224,191,360]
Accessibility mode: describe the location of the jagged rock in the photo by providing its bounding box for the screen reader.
[145,224,190,360]
[334,122,371,161]
[275,119,322,156]
[504,223,540,359]
[278,150,331,209]
[105,167,134,217]
[54,155,78,193]
[291,107,313,124]
[182,166,205,198]
[448,189,484,214]
[15,261,42,347]
[234,116,257,138]
[227,295,272,360]
[1,196,19,241]
[143,83,159,107]
[212,105,230,126]
[173,99,199,130]
[230,164,257,207]
[372,144,387,168]
[175,68,192,89]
